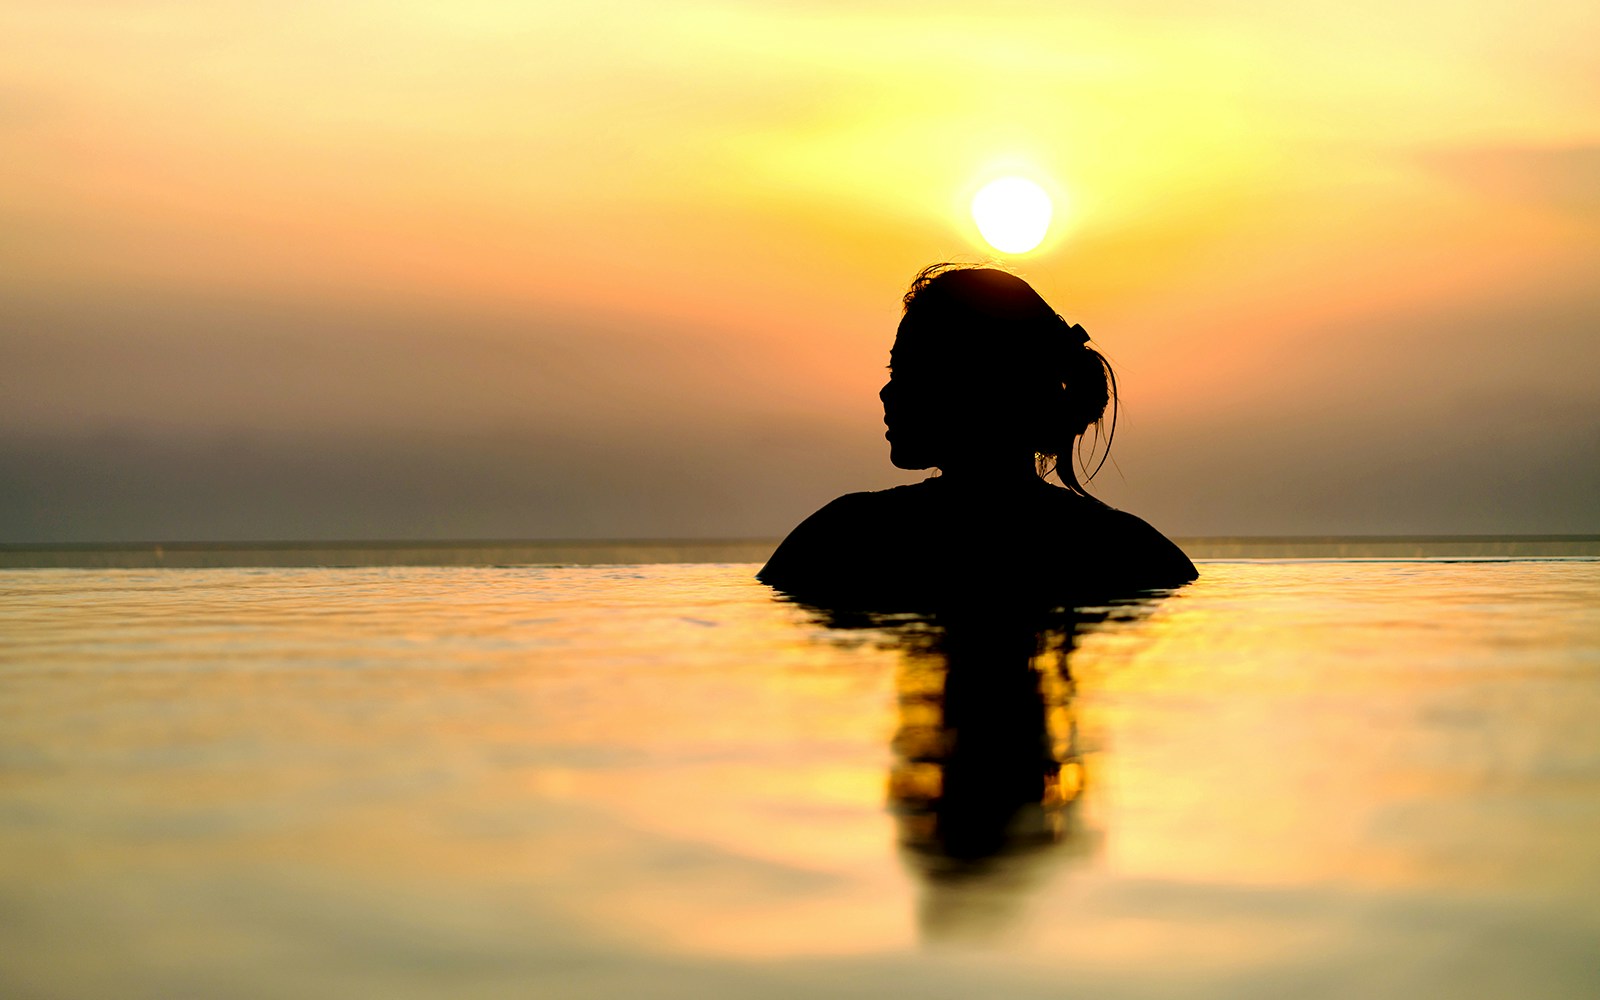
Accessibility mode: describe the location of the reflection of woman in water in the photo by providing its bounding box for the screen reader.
[760,263,1196,608]
[888,621,1095,942]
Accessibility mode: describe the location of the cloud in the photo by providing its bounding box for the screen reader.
[0,286,900,542]
[1423,144,1600,216]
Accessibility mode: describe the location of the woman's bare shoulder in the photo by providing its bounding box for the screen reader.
[1081,502,1198,586]
[758,481,1196,601]
[757,489,895,588]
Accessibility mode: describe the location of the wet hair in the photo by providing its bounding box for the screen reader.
[900,263,1117,495]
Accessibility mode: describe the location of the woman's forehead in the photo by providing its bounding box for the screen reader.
[887,336,931,367]
[891,321,988,357]
[890,317,945,355]
[888,339,1010,383]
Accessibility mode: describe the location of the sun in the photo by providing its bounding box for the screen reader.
[971,176,1053,254]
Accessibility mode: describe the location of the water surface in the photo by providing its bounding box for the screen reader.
[3,559,1599,998]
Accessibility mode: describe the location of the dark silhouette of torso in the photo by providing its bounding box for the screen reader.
[759,477,1194,611]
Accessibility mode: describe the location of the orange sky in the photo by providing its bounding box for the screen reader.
[2,1,1597,540]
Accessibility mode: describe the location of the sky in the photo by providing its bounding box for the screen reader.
[1,0,1597,541]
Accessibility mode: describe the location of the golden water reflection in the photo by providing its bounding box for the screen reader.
[4,563,1600,996]
[886,619,1093,944]
[804,600,1163,946]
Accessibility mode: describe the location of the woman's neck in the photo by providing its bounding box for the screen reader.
[932,453,1050,493]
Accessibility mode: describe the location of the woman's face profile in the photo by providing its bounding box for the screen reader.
[881,351,938,471]
[880,319,1007,472]
[882,308,1044,472]
[881,316,946,470]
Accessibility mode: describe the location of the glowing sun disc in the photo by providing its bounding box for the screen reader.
[971,177,1052,253]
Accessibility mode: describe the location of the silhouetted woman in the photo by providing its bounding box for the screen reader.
[759,263,1195,609]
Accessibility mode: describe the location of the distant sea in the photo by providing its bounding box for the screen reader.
[3,534,1598,567]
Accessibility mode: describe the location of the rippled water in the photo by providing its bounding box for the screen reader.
[3,560,1599,999]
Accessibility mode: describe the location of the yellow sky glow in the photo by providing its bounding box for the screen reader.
[1,0,1596,537]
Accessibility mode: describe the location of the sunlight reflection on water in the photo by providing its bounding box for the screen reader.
[2,560,1599,998]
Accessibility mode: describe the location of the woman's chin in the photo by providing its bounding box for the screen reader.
[888,444,937,471]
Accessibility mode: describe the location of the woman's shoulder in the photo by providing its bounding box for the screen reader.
[779,481,939,530]
[756,491,870,589]
[782,485,910,530]
[757,480,1197,602]
[755,484,935,592]
[1061,495,1198,586]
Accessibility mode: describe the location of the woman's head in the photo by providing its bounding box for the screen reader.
[879,263,1115,491]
